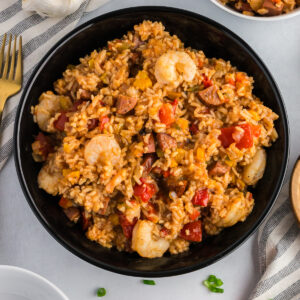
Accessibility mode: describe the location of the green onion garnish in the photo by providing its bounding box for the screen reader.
[142,279,156,285]
[97,287,106,297]
[203,275,224,293]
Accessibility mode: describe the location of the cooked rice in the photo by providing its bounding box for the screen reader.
[31,21,278,258]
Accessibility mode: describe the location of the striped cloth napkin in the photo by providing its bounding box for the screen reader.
[250,183,300,300]
[0,2,299,299]
[0,0,108,170]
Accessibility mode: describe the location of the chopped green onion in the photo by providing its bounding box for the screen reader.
[215,278,223,287]
[208,275,217,282]
[210,287,224,293]
[97,287,106,297]
[203,280,210,288]
[187,85,200,92]
[203,275,224,293]
[142,279,156,285]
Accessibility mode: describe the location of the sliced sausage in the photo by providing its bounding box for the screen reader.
[175,180,188,197]
[87,118,99,130]
[262,0,283,16]
[142,154,156,175]
[198,86,224,106]
[98,197,110,215]
[143,133,155,153]
[208,161,230,177]
[63,207,80,222]
[116,95,137,114]
[79,89,92,100]
[157,133,177,151]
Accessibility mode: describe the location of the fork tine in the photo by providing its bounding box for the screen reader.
[8,36,17,80]
[0,33,7,75]
[15,36,22,84]
[2,34,12,79]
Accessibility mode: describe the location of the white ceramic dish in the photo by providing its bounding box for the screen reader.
[0,265,68,300]
[210,0,300,21]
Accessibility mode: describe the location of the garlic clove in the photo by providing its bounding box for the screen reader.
[22,0,86,18]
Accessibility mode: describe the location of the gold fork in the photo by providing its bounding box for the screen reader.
[0,33,23,123]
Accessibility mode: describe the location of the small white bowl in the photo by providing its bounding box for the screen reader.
[0,265,68,300]
[210,0,300,21]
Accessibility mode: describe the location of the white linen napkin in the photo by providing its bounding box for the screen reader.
[250,183,300,300]
[0,0,109,170]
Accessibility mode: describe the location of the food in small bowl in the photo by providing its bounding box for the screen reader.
[31,20,278,259]
[219,0,299,16]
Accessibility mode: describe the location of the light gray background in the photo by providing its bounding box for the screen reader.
[1,1,299,299]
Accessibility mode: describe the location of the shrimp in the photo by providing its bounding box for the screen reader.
[242,148,266,185]
[131,220,169,258]
[34,92,71,132]
[154,51,196,87]
[213,193,253,228]
[84,134,121,166]
[105,169,126,193]
[38,165,61,196]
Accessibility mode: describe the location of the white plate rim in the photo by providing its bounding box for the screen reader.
[0,265,69,300]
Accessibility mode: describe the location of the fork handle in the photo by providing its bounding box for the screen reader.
[0,94,8,124]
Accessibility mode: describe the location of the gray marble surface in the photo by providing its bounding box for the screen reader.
[1,0,300,299]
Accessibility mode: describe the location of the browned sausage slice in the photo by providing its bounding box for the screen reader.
[143,133,155,153]
[116,95,137,114]
[175,180,188,197]
[208,161,230,176]
[157,133,177,151]
[142,154,157,175]
[63,207,80,222]
[262,0,283,16]
[198,86,224,106]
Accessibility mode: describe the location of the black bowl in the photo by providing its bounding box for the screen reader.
[14,6,289,277]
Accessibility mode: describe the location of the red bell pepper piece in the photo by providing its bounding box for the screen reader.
[133,178,156,203]
[118,213,137,239]
[192,189,209,206]
[99,115,109,131]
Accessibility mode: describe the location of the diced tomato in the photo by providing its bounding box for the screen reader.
[133,178,156,203]
[118,213,137,239]
[54,113,68,131]
[35,132,53,159]
[160,227,170,237]
[99,115,109,131]
[58,197,73,209]
[159,103,175,126]
[87,118,99,130]
[189,209,200,221]
[190,122,199,135]
[180,220,202,242]
[219,123,256,149]
[203,75,213,88]
[218,127,235,148]
[192,188,209,206]
[252,125,261,137]
[236,123,253,149]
